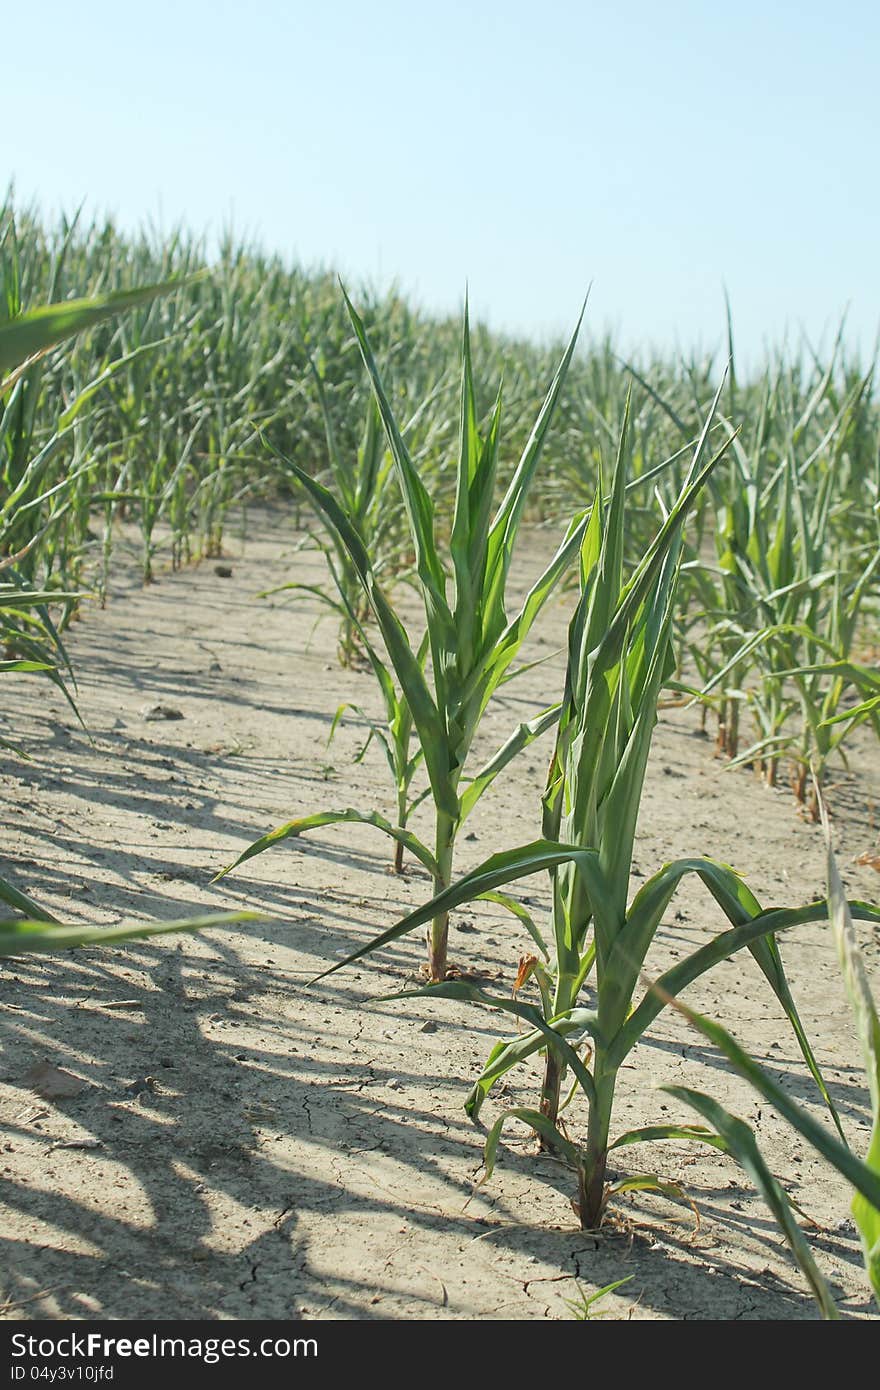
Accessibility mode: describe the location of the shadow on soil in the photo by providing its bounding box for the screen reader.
[0,926,872,1322]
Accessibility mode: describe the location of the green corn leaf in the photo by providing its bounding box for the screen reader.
[58,337,173,429]
[465,1026,547,1120]
[214,808,439,881]
[604,855,849,1134]
[482,1106,581,1181]
[603,1173,691,1209]
[564,1275,634,1319]
[609,1123,727,1152]
[482,300,587,629]
[666,1086,839,1319]
[0,875,62,924]
[0,659,53,673]
[449,294,481,667]
[0,910,261,956]
[661,997,880,1216]
[459,703,561,821]
[0,278,197,375]
[818,789,880,1301]
[261,440,458,817]
[609,876,880,1071]
[376,978,599,1107]
[0,587,83,608]
[477,889,549,959]
[340,285,454,646]
[308,839,607,981]
[474,510,588,689]
[821,695,880,729]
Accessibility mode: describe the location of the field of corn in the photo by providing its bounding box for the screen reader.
[1,198,879,1321]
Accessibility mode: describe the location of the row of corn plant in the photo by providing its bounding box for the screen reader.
[302,385,880,1241]
[4,197,878,708]
[0,260,259,955]
[628,314,880,814]
[0,236,191,725]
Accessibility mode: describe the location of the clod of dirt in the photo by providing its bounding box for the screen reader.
[214,565,233,578]
[140,703,185,722]
[124,1076,158,1098]
[419,1021,438,1033]
[25,1062,89,1101]
[48,1138,103,1153]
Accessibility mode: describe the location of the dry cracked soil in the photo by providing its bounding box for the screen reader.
[1,511,879,1321]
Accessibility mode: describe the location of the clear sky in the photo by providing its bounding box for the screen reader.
[4,1,878,367]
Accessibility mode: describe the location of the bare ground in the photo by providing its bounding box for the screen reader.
[1,511,878,1322]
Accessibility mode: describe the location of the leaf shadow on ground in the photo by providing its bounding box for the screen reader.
[1,920,873,1322]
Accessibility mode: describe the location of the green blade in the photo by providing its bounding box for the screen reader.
[262,439,458,818]
[464,1026,548,1120]
[605,855,849,1135]
[0,875,62,924]
[609,877,880,1070]
[340,286,453,641]
[483,300,587,628]
[0,278,197,374]
[308,839,607,982]
[384,977,598,1106]
[819,788,880,1302]
[459,703,561,821]
[609,1123,727,1152]
[477,889,549,959]
[666,1085,839,1319]
[663,996,880,1215]
[215,808,439,881]
[0,910,260,957]
[482,1106,581,1180]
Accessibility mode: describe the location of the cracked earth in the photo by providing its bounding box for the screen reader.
[1,511,878,1320]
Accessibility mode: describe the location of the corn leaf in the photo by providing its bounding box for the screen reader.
[666,1085,839,1319]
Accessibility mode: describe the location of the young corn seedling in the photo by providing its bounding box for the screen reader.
[263,550,427,875]
[217,290,587,979]
[309,389,880,1228]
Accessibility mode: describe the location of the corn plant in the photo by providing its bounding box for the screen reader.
[263,556,427,876]
[1,266,189,662]
[217,291,588,979]
[307,390,880,1229]
[816,664,880,740]
[564,1275,633,1320]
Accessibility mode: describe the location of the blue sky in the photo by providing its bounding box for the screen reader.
[4,1,878,366]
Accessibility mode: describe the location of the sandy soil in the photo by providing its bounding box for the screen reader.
[1,511,878,1322]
